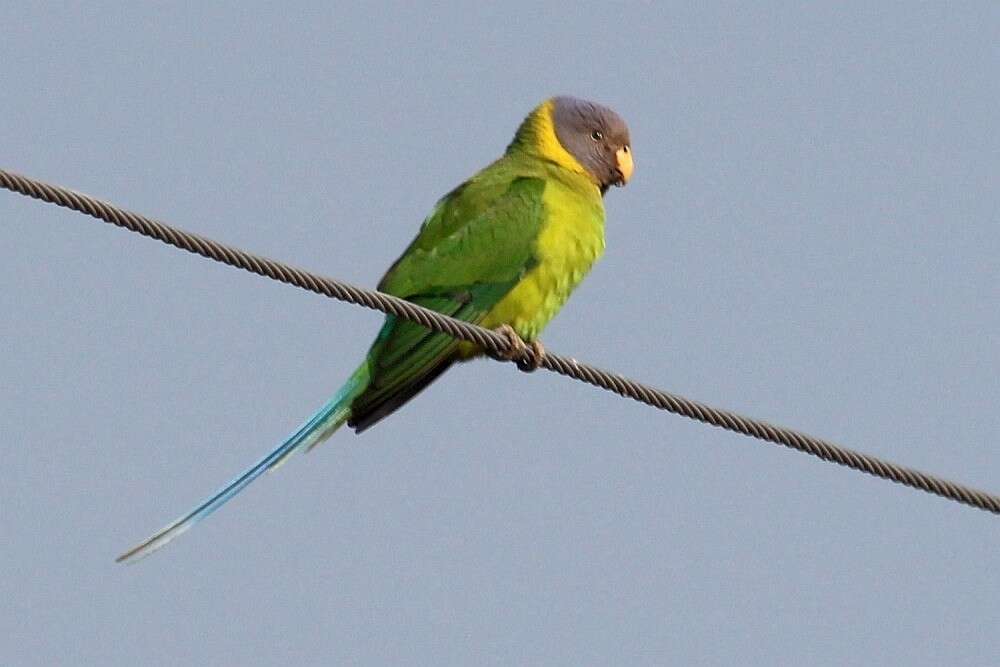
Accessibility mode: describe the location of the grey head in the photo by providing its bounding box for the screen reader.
[551,96,633,193]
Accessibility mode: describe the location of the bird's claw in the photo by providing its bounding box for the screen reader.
[493,324,545,372]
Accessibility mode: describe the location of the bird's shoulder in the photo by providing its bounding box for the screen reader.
[418,156,549,241]
[377,156,551,295]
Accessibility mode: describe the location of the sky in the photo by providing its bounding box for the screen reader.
[2,2,998,665]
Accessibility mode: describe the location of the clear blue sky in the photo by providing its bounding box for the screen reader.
[2,3,998,664]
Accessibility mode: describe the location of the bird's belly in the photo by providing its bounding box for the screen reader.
[478,195,604,342]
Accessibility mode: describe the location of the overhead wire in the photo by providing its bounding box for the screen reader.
[3,166,998,515]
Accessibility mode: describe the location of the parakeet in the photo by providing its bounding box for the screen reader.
[118,96,633,562]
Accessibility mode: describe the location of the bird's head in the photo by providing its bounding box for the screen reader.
[551,96,633,193]
[509,96,633,194]
[507,96,633,194]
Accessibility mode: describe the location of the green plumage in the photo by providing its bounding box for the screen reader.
[349,173,547,429]
[348,140,604,430]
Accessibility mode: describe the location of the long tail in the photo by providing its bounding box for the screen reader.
[116,364,369,563]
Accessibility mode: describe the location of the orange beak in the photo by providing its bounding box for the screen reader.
[615,146,634,185]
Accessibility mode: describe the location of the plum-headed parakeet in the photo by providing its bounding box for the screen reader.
[119,96,633,561]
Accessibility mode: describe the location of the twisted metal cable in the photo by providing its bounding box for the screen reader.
[3,166,998,515]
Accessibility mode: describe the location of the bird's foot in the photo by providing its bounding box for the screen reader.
[492,324,545,372]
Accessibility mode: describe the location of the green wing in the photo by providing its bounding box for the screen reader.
[348,173,545,431]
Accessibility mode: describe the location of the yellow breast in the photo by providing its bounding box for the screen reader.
[479,179,605,341]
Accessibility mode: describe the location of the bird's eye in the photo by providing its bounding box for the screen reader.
[622,144,630,153]
[591,130,603,141]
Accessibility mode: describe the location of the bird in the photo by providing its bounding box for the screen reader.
[117,96,633,562]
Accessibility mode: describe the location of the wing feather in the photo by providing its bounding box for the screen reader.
[347,175,545,430]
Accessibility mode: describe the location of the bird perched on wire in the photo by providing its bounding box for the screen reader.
[118,95,633,562]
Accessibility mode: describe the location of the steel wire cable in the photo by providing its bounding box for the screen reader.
[3,166,998,515]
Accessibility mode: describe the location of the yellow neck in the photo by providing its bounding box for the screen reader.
[508,99,589,177]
